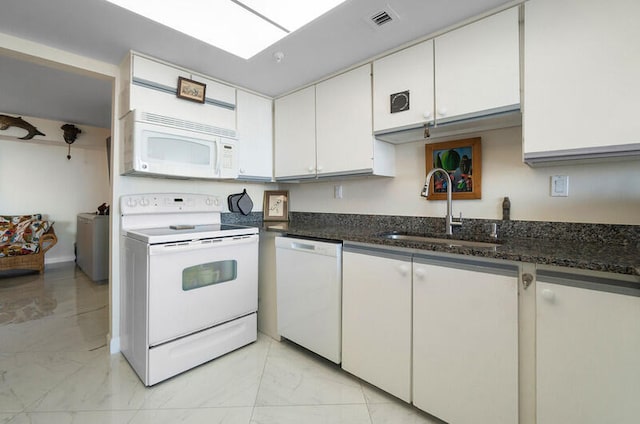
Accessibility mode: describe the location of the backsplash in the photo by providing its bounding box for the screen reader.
[225,212,640,246]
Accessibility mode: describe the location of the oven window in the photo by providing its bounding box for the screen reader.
[182,260,237,291]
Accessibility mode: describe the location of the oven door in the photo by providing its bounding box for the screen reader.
[147,234,258,346]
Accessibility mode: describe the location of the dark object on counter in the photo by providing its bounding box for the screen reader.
[502,196,511,221]
[227,189,253,215]
[97,203,109,215]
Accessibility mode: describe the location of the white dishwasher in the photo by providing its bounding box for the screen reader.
[275,236,342,363]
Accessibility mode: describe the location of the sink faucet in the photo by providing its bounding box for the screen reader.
[421,167,463,235]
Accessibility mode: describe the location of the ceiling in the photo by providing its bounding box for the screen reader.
[0,0,515,129]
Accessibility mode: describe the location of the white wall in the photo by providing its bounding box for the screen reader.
[285,126,640,225]
[0,122,111,263]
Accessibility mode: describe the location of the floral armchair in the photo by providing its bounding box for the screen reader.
[0,214,57,274]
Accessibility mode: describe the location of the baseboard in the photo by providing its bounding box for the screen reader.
[109,335,121,354]
[45,255,75,264]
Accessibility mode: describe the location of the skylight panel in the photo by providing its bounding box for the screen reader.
[238,0,347,32]
[105,0,347,60]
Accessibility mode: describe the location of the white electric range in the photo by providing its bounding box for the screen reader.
[120,193,259,386]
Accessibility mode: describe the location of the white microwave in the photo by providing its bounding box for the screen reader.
[121,110,238,180]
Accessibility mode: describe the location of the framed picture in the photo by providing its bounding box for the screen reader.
[177,77,206,103]
[263,190,289,221]
[425,137,481,200]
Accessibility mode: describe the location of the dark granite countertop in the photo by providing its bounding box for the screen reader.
[263,222,640,278]
[224,211,640,277]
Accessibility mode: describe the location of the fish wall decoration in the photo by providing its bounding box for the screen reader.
[0,114,46,140]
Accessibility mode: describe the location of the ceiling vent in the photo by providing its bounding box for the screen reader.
[371,10,393,26]
[364,5,400,30]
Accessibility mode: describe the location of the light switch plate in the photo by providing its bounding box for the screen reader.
[551,175,569,197]
[334,185,343,199]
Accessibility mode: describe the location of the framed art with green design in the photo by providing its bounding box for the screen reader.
[424,137,481,200]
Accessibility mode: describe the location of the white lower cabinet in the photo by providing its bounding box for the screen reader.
[536,271,640,424]
[412,256,519,424]
[341,245,412,402]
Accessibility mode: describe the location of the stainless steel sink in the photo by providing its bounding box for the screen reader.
[380,232,500,250]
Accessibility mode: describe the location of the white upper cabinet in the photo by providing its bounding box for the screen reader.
[373,40,434,133]
[373,7,520,143]
[236,90,273,181]
[274,65,395,181]
[523,0,640,165]
[121,53,236,135]
[434,7,520,122]
[316,64,393,177]
[274,86,317,180]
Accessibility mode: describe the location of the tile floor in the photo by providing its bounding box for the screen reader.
[0,262,442,424]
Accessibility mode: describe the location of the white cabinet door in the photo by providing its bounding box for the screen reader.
[316,64,374,176]
[132,55,188,89]
[537,277,640,424]
[373,40,434,132]
[342,247,412,402]
[274,86,316,180]
[412,258,519,424]
[126,54,237,134]
[523,0,640,161]
[435,7,520,122]
[236,90,273,181]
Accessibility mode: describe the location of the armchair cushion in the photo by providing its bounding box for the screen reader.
[0,214,53,257]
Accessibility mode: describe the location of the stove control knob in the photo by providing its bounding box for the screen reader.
[205,197,214,206]
[140,197,150,207]
[126,197,137,208]
[213,198,220,206]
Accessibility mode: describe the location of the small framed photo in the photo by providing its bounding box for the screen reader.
[177,77,206,103]
[425,137,482,200]
[263,190,289,221]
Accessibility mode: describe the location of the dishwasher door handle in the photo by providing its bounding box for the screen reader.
[290,242,317,251]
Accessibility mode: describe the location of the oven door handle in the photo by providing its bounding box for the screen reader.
[149,234,257,255]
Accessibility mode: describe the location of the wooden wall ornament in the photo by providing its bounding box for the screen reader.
[0,114,46,140]
[61,123,81,160]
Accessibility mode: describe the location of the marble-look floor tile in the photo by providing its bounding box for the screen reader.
[0,307,108,353]
[6,410,137,424]
[255,340,365,406]
[251,405,372,424]
[362,382,403,404]
[0,350,98,413]
[367,402,446,424]
[130,407,253,424]
[0,414,16,424]
[28,350,146,412]
[141,336,271,409]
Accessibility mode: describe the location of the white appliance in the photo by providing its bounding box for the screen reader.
[120,193,258,386]
[121,109,238,179]
[275,236,342,363]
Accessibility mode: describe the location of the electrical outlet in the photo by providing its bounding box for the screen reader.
[334,185,343,199]
[551,175,569,197]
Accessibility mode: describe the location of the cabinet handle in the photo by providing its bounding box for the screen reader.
[541,288,555,302]
[317,165,323,172]
[522,273,533,290]
[398,264,410,276]
[423,111,432,119]
[414,268,426,279]
[437,106,448,117]
[308,166,315,173]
